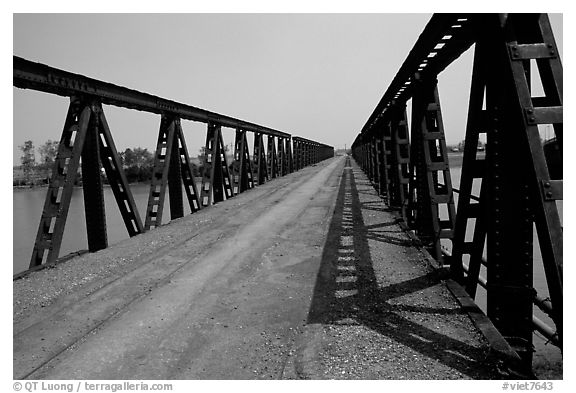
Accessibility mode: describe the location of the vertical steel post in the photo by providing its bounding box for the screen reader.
[486,92,534,367]
[376,134,390,201]
[144,116,176,229]
[389,108,411,213]
[232,128,244,195]
[371,137,381,192]
[239,129,255,191]
[168,122,184,220]
[253,132,262,184]
[501,13,563,349]
[408,77,455,262]
[277,137,285,176]
[293,139,300,171]
[81,102,107,252]
[30,98,91,268]
[253,132,267,184]
[381,122,393,204]
[267,135,278,179]
[200,123,233,204]
[200,122,219,206]
[174,120,202,213]
[482,13,564,364]
[285,137,293,173]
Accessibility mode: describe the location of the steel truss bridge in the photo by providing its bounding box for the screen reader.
[14,13,562,376]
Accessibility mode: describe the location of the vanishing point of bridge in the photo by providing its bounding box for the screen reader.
[14,13,562,379]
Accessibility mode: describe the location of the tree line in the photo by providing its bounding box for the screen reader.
[15,140,206,187]
[15,140,59,186]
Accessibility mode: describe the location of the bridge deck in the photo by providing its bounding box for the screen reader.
[14,156,502,379]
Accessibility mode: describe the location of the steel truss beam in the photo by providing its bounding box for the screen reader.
[389,107,411,219]
[277,137,286,176]
[232,129,254,195]
[200,123,233,207]
[488,13,563,356]
[285,137,293,174]
[14,56,290,139]
[407,78,456,263]
[293,139,301,171]
[450,41,490,295]
[351,13,563,372]
[267,135,279,179]
[292,137,334,166]
[30,97,143,268]
[253,132,268,185]
[144,116,202,229]
[15,57,333,275]
[379,124,392,203]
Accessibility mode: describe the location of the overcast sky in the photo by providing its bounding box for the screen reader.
[13,13,562,165]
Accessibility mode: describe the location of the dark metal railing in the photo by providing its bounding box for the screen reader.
[14,56,291,138]
[13,56,334,277]
[350,13,563,374]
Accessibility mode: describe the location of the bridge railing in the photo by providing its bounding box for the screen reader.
[13,56,334,275]
[350,14,562,373]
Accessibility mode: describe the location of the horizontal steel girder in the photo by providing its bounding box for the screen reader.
[13,56,291,139]
[353,14,479,146]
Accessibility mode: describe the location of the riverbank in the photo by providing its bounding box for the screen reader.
[13,177,205,191]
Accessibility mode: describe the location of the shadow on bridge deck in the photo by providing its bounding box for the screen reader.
[288,157,504,379]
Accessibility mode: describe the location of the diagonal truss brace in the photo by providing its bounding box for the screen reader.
[30,97,143,268]
[200,122,233,206]
[232,128,254,195]
[145,116,201,230]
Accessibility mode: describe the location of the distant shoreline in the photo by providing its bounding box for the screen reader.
[13,177,204,192]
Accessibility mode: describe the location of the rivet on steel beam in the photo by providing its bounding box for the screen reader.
[546,191,553,198]
[544,182,551,188]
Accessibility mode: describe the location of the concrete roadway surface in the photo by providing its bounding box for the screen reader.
[14,156,502,379]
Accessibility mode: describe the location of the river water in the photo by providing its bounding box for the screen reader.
[13,183,197,275]
[12,156,562,376]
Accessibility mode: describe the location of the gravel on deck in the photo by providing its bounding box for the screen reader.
[283,158,504,379]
